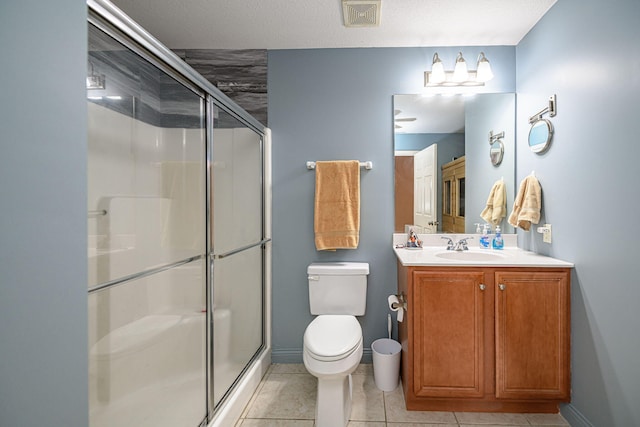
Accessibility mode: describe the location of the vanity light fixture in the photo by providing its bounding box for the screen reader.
[425,51,494,87]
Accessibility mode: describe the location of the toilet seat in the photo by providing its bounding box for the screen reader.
[304,315,362,362]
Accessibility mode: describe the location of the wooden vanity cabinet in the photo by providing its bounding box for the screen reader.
[411,270,488,399]
[397,264,571,413]
[494,271,571,401]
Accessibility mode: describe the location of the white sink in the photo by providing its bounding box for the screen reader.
[435,250,506,262]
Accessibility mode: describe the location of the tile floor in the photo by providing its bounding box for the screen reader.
[236,364,571,426]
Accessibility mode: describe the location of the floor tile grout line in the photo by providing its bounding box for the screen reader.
[382,389,388,424]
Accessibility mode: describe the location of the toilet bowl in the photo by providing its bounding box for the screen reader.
[303,315,363,427]
[302,262,369,427]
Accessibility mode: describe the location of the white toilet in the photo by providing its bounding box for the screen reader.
[303,262,369,427]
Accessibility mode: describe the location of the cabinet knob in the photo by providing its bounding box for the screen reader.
[499,284,506,291]
[479,284,486,291]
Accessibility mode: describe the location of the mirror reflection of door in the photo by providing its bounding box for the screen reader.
[442,156,465,233]
[414,144,437,233]
[394,153,414,233]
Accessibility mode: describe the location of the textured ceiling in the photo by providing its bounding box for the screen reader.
[110,0,556,50]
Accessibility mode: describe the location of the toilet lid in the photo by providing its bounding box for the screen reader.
[304,315,362,361]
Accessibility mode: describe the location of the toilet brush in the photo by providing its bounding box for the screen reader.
[387,313,392,339]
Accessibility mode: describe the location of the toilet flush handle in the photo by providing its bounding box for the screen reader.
[308,275,320,281]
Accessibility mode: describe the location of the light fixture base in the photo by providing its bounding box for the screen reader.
[424,70,484,87]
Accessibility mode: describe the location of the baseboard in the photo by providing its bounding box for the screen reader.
[561,403,594,427]
[271,347,373,364]
[271,348,303,363]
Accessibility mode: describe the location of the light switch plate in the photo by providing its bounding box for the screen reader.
[543,223,552,243]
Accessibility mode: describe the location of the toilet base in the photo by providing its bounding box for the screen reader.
[315,374,352,427]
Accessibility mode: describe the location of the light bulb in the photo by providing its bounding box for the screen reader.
[430,53,446,84]
[476,52,494,82]
[453,52,468,82]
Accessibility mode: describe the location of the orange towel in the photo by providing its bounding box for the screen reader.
[508,175,541,231]
[480,179,507,226]
[314,161,360,250]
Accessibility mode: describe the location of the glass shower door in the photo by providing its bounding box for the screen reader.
[87,21,207,427]
[210,105,266,407]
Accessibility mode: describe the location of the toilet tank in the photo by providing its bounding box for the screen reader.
[307,262,369,315]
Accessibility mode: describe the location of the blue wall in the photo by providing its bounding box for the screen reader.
[516,0,640,425]
[0,1,88,426]
[268,46,515,361]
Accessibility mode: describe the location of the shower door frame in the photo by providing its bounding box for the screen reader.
[88,1,271,425]
[207,96,270,413]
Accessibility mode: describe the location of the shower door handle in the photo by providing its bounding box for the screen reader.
[211,238,272,259]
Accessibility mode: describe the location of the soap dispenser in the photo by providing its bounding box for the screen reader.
[479,224,491,249]
[492,226,504,250]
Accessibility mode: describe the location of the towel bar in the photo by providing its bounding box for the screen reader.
[306,161,373,170]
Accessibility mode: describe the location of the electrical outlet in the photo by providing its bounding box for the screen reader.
[543,223,552,243]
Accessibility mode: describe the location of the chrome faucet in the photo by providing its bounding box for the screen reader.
[441,236,455,250]
[442,236,473,251]
[453,237,473,251]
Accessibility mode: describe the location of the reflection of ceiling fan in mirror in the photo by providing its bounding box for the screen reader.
[394,109,416,129]
[394,95,466,134]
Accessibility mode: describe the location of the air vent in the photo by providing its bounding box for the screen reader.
[342,0,381,27]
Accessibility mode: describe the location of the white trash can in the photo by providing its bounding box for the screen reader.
[371,338,402,391]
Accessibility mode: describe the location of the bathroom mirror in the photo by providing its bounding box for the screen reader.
[393,93,516,234]
[528,119,553,153]
[490,139,504,166]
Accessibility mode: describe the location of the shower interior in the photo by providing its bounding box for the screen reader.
[87,8,270,427]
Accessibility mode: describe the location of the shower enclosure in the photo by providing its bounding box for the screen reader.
[86,2,271,426]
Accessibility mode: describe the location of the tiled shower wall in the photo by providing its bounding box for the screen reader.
[175,49,268,125]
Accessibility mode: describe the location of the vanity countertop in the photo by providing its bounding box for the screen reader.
[393,234,573,268]
[394,246,574,268]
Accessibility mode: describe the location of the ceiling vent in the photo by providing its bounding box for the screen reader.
[342,0,381,27]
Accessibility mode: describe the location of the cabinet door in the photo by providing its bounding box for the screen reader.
[495,271,570,400]
[413,270,487,398]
